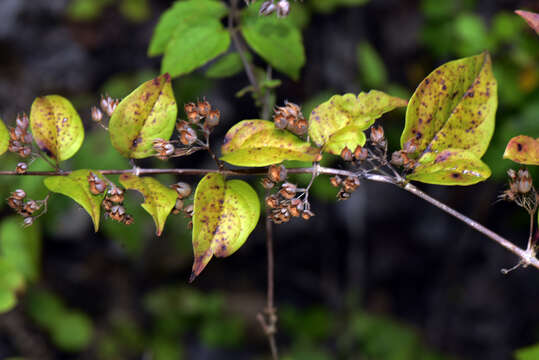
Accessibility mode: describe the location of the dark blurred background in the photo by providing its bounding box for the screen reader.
[0,0,538,359]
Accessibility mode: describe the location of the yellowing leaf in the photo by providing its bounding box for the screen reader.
[323,125,367,156]
[0,117,8,156]
[503,135,539,165]
[407,149,491,185]
[220,120,319,166]
[191,174,260,281]
[401,52,497,186]
[119,174,177,236]
[109,74,177,159]
[44,170,106,232]
[30,95,84,161]
[309,91,407,152]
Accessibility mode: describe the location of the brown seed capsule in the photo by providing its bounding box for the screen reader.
[23,216,34,227]
[23,200,40,215]
[265,195,279,209]
[205,109,220,128]
[91,106,103,122]
[7,197,22,210]
[261,177,275,190]
[110,205,126,222]
[107,186,124,203]
[268,165,287,183]
[517,169,533,193]
[12,189,26,200]
[171,182,192,199]
[123,214,134,225]
[354,146,368,161]
[186,111,201,124]
[330,176,342,187]
[391,151,405,167]
[402,139,417,154]
[301,209,315,220]
[184,102,197,114]
[279,182,296,199]
[337,190,351,201]
[102,199,113,211]
[294,118,308,135]
[16,162,27,174]
[273,113,288,129]
[180,127,197,146]
[289,199,303,217]
[341,147,353,161]
[343,176,360,193]
[88,172,106,195]
[16,113,29,130]
[260,0,277,15]
[172,198,184,215]
[197,99,211,117]
[314,153,323,162]
[507,169,517,181]
[184,204,194,217]
[370,125,385,143]
[19,147,31,158]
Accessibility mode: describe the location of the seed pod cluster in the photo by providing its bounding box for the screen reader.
[6,189,43,226]
[330,175,360,200]
[265,182,314,223]
[99,95,119,117]
[170,182,192,215]
[340,145,368,162]
[273,100,307,135]
[390,140,418,171]
[103,185,133,224]
[8,113,32,158]
[87,172,107,195]
[184,99,221,130]
[262,165,288,189]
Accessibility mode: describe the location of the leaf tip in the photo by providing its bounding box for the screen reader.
[188,272,197,283]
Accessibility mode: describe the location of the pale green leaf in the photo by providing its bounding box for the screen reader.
[29,95,84,161]
[205,52,248,78]
[516,344,539,360]
[357,41,388,88]
[119,174,177,236]
[44,170,106,232]
[504,135,539,165]
[221,120,320,166]
[323,125,367,156]
[0,117,8,156]
[109,73,177,158]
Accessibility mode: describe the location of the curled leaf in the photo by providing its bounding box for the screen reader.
[109,74,177,159]
[401,52,497,185]
[309,91,407,154]
[221,120,319,166]
[44,170,106,232]
[503,135,539,165]
[515,10,539,35]
[0,117,8,156]
[119,174,177,236]
[191,174,260,281]
[30,95,84,161]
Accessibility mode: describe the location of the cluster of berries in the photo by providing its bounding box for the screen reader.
[330,175,361,200]
[273,100,307,136]
[263,165,314,223]
[87,172,133,225]
[91,95,119,123]
[390,139,418,171]
[8,113,32,158]
[259,0,291,17]
[7,189,43,227]
[170,182,194,218]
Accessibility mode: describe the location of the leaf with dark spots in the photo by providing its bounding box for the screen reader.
[503,135,539,165]
[220,120,319,166]
[402,52,497,186]
[191,174,260,281]
[44,170,106,232]
[0,117,8,156]
[515,10,539,35]
[309,91,407,154]
[119,174,177,236]
[407,149,491,185]
[29,95,84,161]
[109,74,177,159]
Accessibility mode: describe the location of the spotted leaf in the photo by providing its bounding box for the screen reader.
[401,52,497,185]
[29,95,84,161]
[309,91,407,151]
[503,135,539,165]
[191,174,260,281]
[44,170,106,232]
[109,73,177,159]
[0,117,8,156]
[407,149,491,185]
[220,120,319,166]
[515,10,539,35]
[119,174,177,236]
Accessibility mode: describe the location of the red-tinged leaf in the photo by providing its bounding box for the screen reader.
[503,135,539,165]
[515,10,539,35]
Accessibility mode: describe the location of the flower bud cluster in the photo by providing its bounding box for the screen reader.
[103,185,133,225]
[273,101,307,136]
[170,182,192,215]
[330,175,361,200]
[7,189,43,227]
[8,113,32,158]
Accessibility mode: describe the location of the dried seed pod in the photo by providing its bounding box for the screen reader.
[123,214,134,225]
[23,216,34,227]
[341,147,353,161]
[23,200,40,215]
[265,195,279,209]
[172,198,184,215]
[517,169,532,194]
[184,204,194,217]
[87,172,106,195]
[205,109,220,128]
[107,186,124,203]
[370,125,385,143]
[354,145,368,161]
[343,176,360,193]
[110,205,126,222]
[171,182,192,199]
[197,99,211,117]
[276,0,290,17]
[180,126,197,146]
[260,0,277,15]
[391,151,405,167]
[7,197,22,210]
[279,182,296,199]
[337,190,351,201]
[102,199,113,211]
[16,162,27,174]
[294,118,308,135]
[261,177,275,190]
[507,169,517,181]
[186,110,201,124]
[19,147,31,158]
[12,189,26,200]
[16,113,29,129]
[91,106,103,122]
[289,198,303,217]
[176,120,190,132]
[301,209,315,220]
[330,176,342,187]
[184,102,197,114]
[268,165,287,183]
[273,113,288,129]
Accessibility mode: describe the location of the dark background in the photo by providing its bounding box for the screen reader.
[0,0,538,359]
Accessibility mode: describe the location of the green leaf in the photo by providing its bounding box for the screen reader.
[0,117,8,156]
[515,10,539,35]
[309,91,407,152]
[44,170,106,232]
[221,120,320,166]
[148,0,228,56]
[0,290,16,313]
[191,174,260,281]
[401,52,497,185]
[323,125,367,156]
[406,149,491,185]
[357,41,388,88]
[515,344,539,360]
[51,311,93,352]
[240,7,305,80]
[503,135,539,165]
[29,95,84,161]
[109,73,177,159]
[119,174,177,236]
[162,18,231,78]
[0,217,41,282]
[0,258,25,313]
[205,52,248,78]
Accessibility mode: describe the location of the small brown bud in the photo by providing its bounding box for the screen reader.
[391,151,405,167]
[314,153,323,162]
[279,182,296,199]
[268,165,287,183]
[370,125,385,143]
[273,113,288,129]
[354,146,368,161]
[330,176,342,187]
[261,178,275,190]
[123,214,134,225]
[171,182,192,199]
[19,147,31,158]
[7,197,22,210]
[197,99,211,117]
[110,205,126,222]
[107,186,124,203]
[16,113,29,129]
[343,176,360,193]
[102,199,113,211]
[91,106,103,122]
[265,195,279,209]
[205,109,220,128]
[180,127,197,146]
[186,111,201,124]
[301,209,315,220]
[23,200,40,215]
[341,147,353,161]
[16,162,27,174]
[294,118,308,135]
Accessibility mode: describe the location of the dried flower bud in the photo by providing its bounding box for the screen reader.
[268,165,287,183]
[186,110,201,124]
[172,198,184,215]
[261,177,275,190]
[391,151,405,167]
[23,200,40,215]
[276,0,290,17]
[294,118,308,135]
[337,189,351,201]
[517,169,532,193]
[13,189,26,200]
[402,140,417,154]
[88,172,107,195]
[91,106,103,122]
[301,209,315,220]
[180,126,197,146]
[341,147,353,162]
[16,162,27,174]
[273,113,288,129]
[102,199,113,211]
[265,195,279,209]
[171,182,192,199]
[16,113,29,129]
[260,0,277,15]
[354,146,368,161]
[330,176,342,187]
[110,205,126,222]
[507,169,517,181]
[7,197,22,210]
[23,216,34,227]
[197,99,211,117]
[370,125,385,143]
[279,182,296,199]
[123,214,134,225]
[289,198,304,217]
[107,186,124,203]
[184,204,194,217]
[19,147,31,158]
[205,109,220,128]
[343,176,360,193]
[184,102,197,114]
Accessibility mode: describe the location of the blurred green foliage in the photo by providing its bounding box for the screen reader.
[67,0,150,22]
